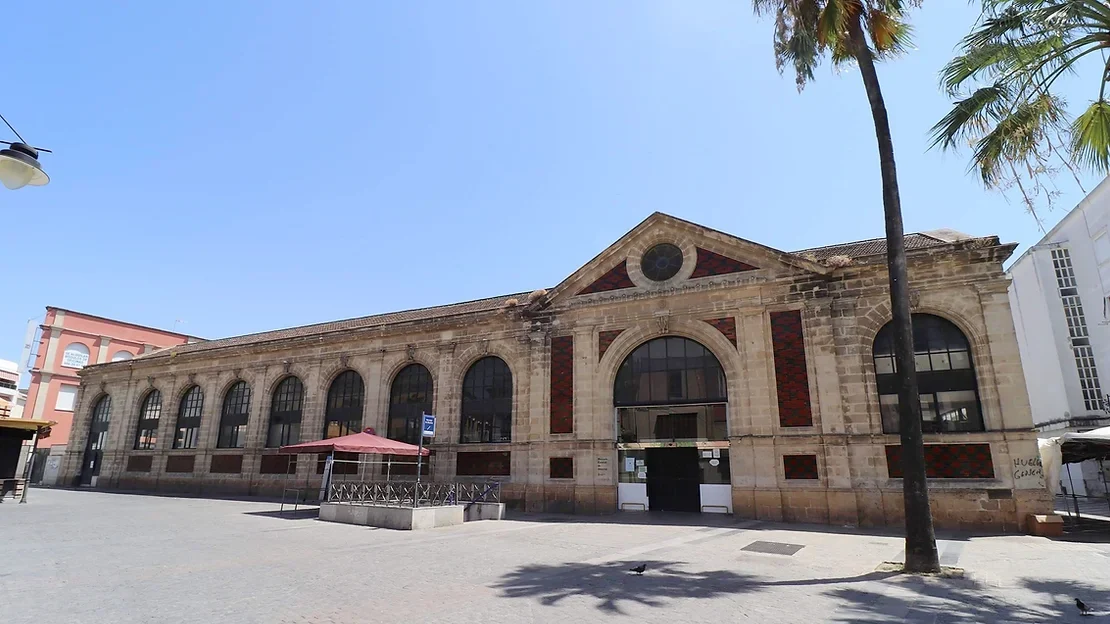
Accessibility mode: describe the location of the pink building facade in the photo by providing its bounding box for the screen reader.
[24,307,194,484]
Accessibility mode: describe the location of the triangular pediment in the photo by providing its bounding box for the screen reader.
[546,213,828,305]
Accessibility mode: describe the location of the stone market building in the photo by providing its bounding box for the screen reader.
[59,214,1051,530]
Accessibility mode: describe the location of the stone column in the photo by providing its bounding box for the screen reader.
[805,304,846,435]
[156,375,185,451]
[245,366,274,450]
[738,310,774,436]
[362,350,386,434]
[829,297,876,435]
[804,302,856,524]
[102,377,142,484]
[198,374,227,451]
[733,310,776,519]
[95,337,111,364]
[525,331,548,444]
[302,361,333,444]
[977,283,1033,431]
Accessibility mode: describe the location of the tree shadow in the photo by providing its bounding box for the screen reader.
[490,559,762,614]
[1022,578,1110,619]
[493,558,1110,620]
[826,572,1110,622]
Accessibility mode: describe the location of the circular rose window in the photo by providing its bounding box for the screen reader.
[641,243,684,282]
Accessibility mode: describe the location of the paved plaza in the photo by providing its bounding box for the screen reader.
[3,489,1110,623]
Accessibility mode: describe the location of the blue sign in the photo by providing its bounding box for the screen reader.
[422,413,436,438]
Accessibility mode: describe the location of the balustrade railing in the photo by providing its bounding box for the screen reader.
[328,480,501,508]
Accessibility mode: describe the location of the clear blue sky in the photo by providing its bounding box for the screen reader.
[2,2,1099,361]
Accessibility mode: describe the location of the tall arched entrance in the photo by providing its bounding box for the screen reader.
[614,336,730,513]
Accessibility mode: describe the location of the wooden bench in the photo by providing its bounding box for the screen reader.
[0,478,26,502]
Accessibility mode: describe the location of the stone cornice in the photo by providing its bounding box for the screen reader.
[79,326,533,380]
[562,273,771,309]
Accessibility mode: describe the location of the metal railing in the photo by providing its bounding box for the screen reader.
[328,480,501,508]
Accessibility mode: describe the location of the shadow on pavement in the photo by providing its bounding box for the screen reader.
[493,559,1110,621]
[41,485,320,506]
[242,508,320,520]
[507,510,748,529]
[827,573,1110,623]
[1055,515,1110,544]
[505,511,1007,543]
[490,559,761,614]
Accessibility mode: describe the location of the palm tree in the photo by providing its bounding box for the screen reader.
[932,1,1110,221]
[752,0,940,573]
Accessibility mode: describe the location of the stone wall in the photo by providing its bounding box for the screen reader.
[59,218,1053,530]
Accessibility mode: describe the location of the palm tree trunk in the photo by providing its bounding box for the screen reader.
[848,16,940,574]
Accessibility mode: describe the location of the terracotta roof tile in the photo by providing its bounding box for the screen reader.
[792,233,950,261]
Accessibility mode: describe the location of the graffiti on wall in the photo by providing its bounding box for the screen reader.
[1012,456,1045,489]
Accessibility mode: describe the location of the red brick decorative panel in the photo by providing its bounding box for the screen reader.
[705,317,737,347]
[550,457,574,479]
[210,454,243,474]
[598,329,624,360]
[783,454,819,480]
[770,310,813,427]
[165,455,195,474]
[577,261,636,295]
[457,451,511,477]
[551,336,574,434]
[690,247,758,278]
[260,454,297,475]
[885,444,995,479]
[125,455,152,473]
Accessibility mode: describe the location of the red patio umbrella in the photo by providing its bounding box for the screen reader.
[278,428,429,456]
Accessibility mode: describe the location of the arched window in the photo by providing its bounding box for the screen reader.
[134,390,162,450]
[460,357,512,444]
[173,386,204,449]
[268,376,304,447]
[873,314,983,433]
[324,371,363,439]
[217,381,251,448]
[614,337,727,442]
[111,350,134,362]
[388,364,433,445]
[81,395,112,485]
[61,343,90,369]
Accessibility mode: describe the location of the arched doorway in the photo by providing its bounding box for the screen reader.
[614,336,729,513]
[79,395,112,486]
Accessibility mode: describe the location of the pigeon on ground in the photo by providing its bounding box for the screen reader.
[1076,598,1092,616]
[628,564,646,576]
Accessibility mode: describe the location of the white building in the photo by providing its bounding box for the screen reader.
[0,359,24,419]
[1009,177,1110,496]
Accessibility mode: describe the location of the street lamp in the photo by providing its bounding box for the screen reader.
[0,113,49,190]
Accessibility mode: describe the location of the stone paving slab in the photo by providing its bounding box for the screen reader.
[2,490,1109,623]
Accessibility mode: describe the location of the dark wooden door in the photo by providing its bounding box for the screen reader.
[645,447,701,512]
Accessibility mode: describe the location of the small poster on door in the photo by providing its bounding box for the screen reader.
[712,448,721,459]
[701,450,713,458]
[636,469,647,480]
[624,456,636,472]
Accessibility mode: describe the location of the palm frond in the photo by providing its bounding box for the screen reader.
[869,13,914,58]
[971,92,1066,183]
[1072,99,1110,171]
[930,83,1011,150]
